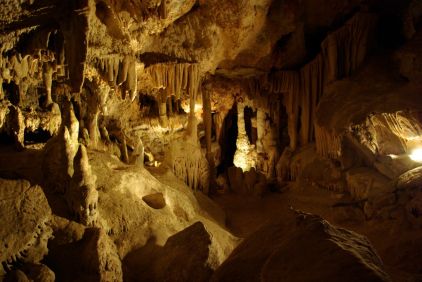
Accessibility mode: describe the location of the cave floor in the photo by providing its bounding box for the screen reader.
[212,183,422,282]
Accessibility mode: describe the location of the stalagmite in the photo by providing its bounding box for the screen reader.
[130,136,144,167]
[100,126,112,144]
[159,101,168,127]
[121,135,129,163]
[233,102,256,172]
[88,111,100,147]
[67,144,99,226]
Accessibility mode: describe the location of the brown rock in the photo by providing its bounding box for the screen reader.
[212,211,391,282]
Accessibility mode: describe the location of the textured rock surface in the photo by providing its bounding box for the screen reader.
[124,222,213,282]
[1,0,422,280]
[212,211,392,282]
[0,179,52,276]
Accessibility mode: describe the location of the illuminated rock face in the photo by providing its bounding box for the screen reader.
[233,102,256,172]
[0,179,53,276]
[1,0,422,280]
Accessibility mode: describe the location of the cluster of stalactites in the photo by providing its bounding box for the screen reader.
[0,50,65,105]
[170,145,210,193]
[146,63,200,101]
[314,123,342,158]
[249,12,377,156]
[94,56,138,100]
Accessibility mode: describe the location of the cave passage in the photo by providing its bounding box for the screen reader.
[217,103,238,175]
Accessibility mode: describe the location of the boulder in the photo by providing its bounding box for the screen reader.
[46,227,123,282]
[346,167,394,201]
[212,211,391,282]
[123,222,213,282]
[346,167,396,218]
[396,166,422,190]
[227,166,244,193]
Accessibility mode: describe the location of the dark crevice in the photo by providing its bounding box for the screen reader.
[217,103,238,175]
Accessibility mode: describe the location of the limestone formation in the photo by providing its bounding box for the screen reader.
[1,0,422,280]
[212,211,392,282]
[0,179,52,277]
[67,144,99,226]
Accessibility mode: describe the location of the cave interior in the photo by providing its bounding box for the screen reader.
[1,0,422,281]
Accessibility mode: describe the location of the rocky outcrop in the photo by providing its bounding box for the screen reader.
[124,222,213,282]
[212,211,391,282]
[46,222,122,282]
[0,179,53,277]
[66,144,99,226]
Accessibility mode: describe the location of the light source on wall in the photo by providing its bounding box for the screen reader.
[409,148,422,162]
[181,102,203,114]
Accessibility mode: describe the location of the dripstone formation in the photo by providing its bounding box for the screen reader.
[1,0,422,281]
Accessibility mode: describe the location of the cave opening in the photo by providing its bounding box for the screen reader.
[0,132,14,145]
[244,106,256,145]
[217,103,238,175]
[24,129,52,145]
[139,94,160,117]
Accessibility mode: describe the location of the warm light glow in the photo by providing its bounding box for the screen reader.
[233,140,256,172]
[410,148,422,162]
[181,102,203,114]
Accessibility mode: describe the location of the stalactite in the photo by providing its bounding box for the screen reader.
[112,56,120,86]
[256,12,376,156]
[126,58,137,101]
[257,71,300,150]
[167,96,173,116]
[107,58,114,83]
[299,54,324,146]
[60,0,89,93]
[146,63,199,100]
[42,62,54,106]
[321,13,377,83]
[169,144,210,192]
[314,122,342,158]
[117,55,130,86]
[202,86,214,195]
[256,109,265,154]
